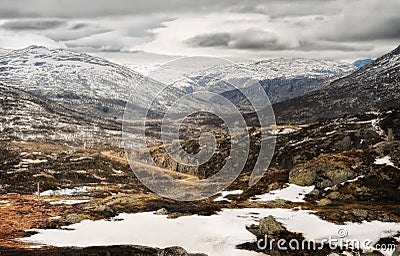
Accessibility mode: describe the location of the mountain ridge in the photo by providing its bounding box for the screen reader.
[273,44,400,124]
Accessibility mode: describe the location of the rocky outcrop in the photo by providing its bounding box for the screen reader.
[259,215,286,235]
[289,153,360,189]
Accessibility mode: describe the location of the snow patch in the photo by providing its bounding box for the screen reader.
[374,156,395,167]
[214,190,243,202]
[21,208,400,256]
[252,184,315,203]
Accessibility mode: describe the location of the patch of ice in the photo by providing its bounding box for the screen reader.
[326,130,336,136]
[251,184,315,203]
[374,156,395,167]
[40,186,90,196]
[214,190,243,202]
[341,175,365,185]
[21,159,48,164]
[49,200,90,205]
[20,208,400,256]
[70,157,93,162]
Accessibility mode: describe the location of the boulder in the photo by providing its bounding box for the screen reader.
[327,191,342,200]
[317,198,332,206]
[64,213,85,224]
[288,167,317,186]
[259,215,286,235]
[154,208,169,215]
[159,246,188,256]
[289,154,358,189]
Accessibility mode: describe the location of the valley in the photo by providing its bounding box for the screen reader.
[0,45,399,256]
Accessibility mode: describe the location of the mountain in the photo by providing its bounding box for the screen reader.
[0,46,184,121]
[353,59,373,68]
[0,82,121,149]
[171,58,355,104]
[274,45,400,124]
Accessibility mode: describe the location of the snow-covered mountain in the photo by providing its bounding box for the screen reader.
[171,58,355,104]
[0,46,185,120]
[274,44,400,124]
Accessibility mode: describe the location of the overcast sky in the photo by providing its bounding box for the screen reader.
[0,0,399,62]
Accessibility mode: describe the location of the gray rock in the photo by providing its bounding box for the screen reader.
[327,191,342,200]
[309,189,320,196]
[325,168,355,186]
[289,168,317,186]
[289,160,356,189]
[333,136,352,151]
[259,215,286,235]
[317,198,332,206]
[154,208,169,215]
[352,209,368,218]
[64,213,85,224]
[159,246,188,256]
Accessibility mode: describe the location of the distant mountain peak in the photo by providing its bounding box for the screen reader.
[353,59,373,68]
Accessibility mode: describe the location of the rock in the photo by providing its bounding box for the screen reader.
[289,167,317,186]
[154,208,169,215]
[327,191,342,200]
[159,246,188,256]
[93,204,114,213]
[309,189,320,196]
[259,215,286,235]
[317,198,332,206]
[352,209,368,218]
[289,156,357,189]
[167,212,189,219]
[64,214,85,224]
[273,199,286,207]
[268,182,283,191]
[324,168,355,187]
[333,136,352,151]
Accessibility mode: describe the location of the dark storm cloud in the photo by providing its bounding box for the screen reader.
[186,30,374,52]
[186,33,231,47]
[324,17,400,42]
[232,30,283,50]
[297,40,373,52]
[186,30,286,51]
[70,23,88,30]
[2,19,65,30]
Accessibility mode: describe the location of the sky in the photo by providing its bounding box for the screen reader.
[0,0,399,63]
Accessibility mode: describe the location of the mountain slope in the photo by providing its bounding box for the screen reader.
[171,58,355,104]
[274,45,400,124]
[0,46,186,120]
[0,82,121,149]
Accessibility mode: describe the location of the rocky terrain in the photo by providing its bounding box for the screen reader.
[0,45,400,255]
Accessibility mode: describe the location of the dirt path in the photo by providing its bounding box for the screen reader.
[100,151,199,182]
